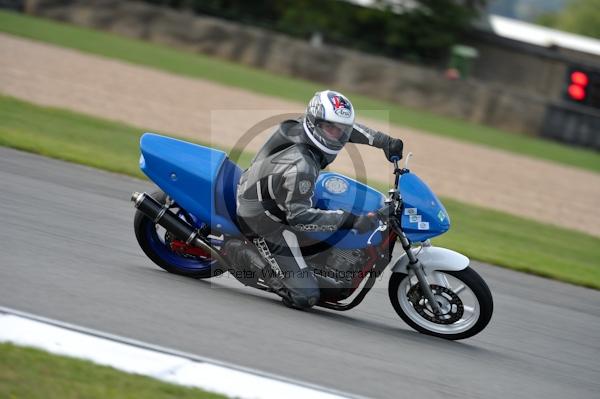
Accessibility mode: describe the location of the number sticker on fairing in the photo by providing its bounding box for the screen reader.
[409,215,422,223]
[437,210,446,222]
[418,222,430,230]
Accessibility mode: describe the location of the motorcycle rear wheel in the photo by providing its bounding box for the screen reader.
[388,267,493,340]
[133,190,220,278]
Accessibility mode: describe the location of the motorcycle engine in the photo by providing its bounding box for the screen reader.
[301,246,368,300]
[318,248,367,285]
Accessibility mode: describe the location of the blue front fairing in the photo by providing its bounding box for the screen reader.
[399,173,450,241]
[308,172,449,245]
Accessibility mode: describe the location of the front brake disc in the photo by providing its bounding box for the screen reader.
[407,284,464,324]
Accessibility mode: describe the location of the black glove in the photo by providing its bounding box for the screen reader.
[352,213,378,233]
[383,137,403,162]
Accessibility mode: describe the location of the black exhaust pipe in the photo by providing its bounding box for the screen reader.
[130,192,229,267]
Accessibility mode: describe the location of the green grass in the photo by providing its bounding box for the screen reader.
[1,95,599,289]
[0,95,254,178]
[0,342,227,399]
[1,10,599,173]
[435,198,600,288]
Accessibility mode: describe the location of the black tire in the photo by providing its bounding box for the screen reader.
[388,267,493,340]
[133,190,218,278]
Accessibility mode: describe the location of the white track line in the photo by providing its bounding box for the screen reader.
[0,307,364,399]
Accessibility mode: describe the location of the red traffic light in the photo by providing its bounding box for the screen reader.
[568,84,586,101]
[571,71,589,86]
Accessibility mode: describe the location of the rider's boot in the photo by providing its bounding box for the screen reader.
[223,239,318,309]
[223,239,285,293]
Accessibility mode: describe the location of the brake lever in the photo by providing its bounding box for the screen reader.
[367,220,388,245]
[404,152,413,169]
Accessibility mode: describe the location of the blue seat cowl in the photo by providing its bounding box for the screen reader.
[140,133,227,174]
[139,133,241,235]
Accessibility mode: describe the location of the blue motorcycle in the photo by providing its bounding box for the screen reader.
[131,133,493,340]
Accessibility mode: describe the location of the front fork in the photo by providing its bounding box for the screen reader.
[394,222,443,315]
[388,159,442,315]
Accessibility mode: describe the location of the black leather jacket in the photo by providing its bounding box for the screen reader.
[236,119,393,236]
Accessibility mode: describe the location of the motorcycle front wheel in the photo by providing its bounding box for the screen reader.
[388,267,493,340]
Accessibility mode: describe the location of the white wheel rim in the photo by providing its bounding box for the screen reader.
[397,272,480,335]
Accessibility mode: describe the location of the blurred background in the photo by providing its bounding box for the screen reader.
[4,0,600,146]
[1,1,600,398]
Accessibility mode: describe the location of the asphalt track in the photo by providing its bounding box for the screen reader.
[1,146,599,399]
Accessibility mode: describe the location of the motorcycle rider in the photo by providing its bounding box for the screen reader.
[224,90,403,309]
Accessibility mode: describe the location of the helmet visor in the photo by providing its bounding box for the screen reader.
[314,120,353,151]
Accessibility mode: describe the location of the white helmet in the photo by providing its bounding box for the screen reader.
[303,90,355,155]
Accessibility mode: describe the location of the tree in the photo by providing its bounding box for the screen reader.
[536,0,600,39]
[140,0,488,62]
